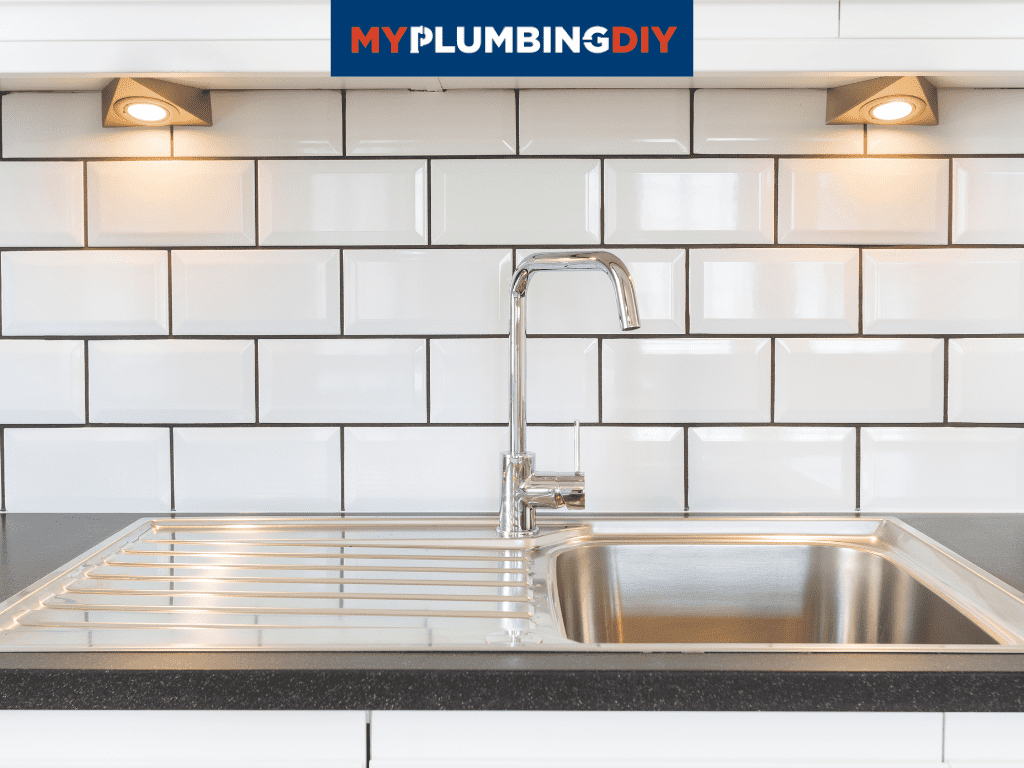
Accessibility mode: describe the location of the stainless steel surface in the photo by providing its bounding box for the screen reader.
[499,251,640,537]
[556,544,996,644]
[2,516,1024,652]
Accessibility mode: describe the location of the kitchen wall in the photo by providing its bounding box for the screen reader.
[0,87,1021,515]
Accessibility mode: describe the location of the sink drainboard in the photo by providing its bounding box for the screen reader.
[0,517,539,650]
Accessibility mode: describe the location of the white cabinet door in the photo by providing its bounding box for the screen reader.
[0,710,367,768]
[370,710,943,766]
[945,712,1024,764]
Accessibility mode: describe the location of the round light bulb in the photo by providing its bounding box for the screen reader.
[870,100,915,122]
[125,102,170,123]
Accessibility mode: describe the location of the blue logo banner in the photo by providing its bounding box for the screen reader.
[330,1,693,77]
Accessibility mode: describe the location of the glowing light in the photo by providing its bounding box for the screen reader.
[125,102,170,123]
[870,100,915,121]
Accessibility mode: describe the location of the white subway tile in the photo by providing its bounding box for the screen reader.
[171,249,339,335]
[0,162,84,247]
[690,248,858,334]
[778,159,948,245]
[1,92,170,158]
[87,160,255,247]
[345,426,505,511]
[173,91,344,157]
[4,428,170,512]
[954,158,1024,244]
[346,90,515,156]
[431,159,601,245]
[429,338,598,424]
[89,340,255,423]
[689,427,856,511]
[258,339,426,423]
[869,89,1024,155]
[1,250,168,335]
[775,338,943,423]
[603,338,771,423]
[527,426,686,511]
[605,158,774,244]
[522,248,686,335]
[0,341,84,424]
[173,427,340,511]
[950,339,1024,423]
[258,159,426,246]
[343,249,511,335]
[694,90,862,155]
[519,89,689,155]
[862,428,1024,511]
[863,248,1024,334]
[946,713,1024,762]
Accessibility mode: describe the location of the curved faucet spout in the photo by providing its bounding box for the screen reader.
[512,251,641,331]
[499,252,641,537]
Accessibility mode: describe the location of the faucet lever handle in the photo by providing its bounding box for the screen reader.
[574,420,581,474]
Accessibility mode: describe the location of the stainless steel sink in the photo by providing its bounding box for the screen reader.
[1,515,1023,652]
[556,543,997,645]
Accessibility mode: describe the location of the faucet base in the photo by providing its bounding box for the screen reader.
[497,451,585,537]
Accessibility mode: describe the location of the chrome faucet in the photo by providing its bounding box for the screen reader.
[497,251,641,537]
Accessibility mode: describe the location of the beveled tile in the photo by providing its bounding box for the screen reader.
[171,249,340,335]
[258,339,426,423]
[778,159,948,245]
[954,158,1024,244]
[522,248,686,335]
[861,428,1024,511]
[528,426,686,511]
[347,90,515,156]
[173,427,340,512]
[949,339,1024,423]
[429,337,598,423]
[4,428,171,512]
[1,250,168,335]
[689,248,858,334]
[89,340,255,423]
[343,249,512,335]
[173,91,344,157]
[869,89,1024,155]
[605,158,774,244]
[0,340,85,424]
[87,160,255,247]
[345,426,505,511]
[0,162,84,247]
[694,90,862,155]
[431,159,601,245]
[775,338,944,423]
[520,89,688,155]
[863,249,1024,334]
[603,338,771,423]
[258,159,426,246]
[2,92,169,158]
[688,427,856,512]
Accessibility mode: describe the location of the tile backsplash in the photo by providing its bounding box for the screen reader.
[0,87,1022,514]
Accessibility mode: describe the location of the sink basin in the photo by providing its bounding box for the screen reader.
[1,515,1023,651]
[555,543,997,645]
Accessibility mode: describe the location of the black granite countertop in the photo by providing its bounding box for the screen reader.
[2,512,1024,711]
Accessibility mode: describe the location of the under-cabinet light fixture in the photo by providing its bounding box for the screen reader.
[102,77,212,127]
[826,76,938,125]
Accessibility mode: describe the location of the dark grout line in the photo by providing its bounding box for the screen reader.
[253,339,260,423]
[855,425,861,511]
[83,340,90,424]
[168,426,175,511]
[514,89,520,155]
[944,338,950,423]
[341,90,347,157]
[424,339,431,424]
[862,124,867,156]
[169,125,174,158]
